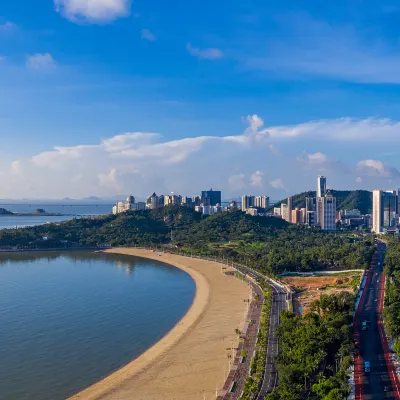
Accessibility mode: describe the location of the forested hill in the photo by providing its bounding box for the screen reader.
[0,206,288,248]
[0,208,12,215]
[271,189,372,214]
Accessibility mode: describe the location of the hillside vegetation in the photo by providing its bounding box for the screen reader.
[0,206,374,275]
[271,190,372,214]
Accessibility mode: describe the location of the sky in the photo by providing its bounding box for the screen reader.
[2,0,400,199]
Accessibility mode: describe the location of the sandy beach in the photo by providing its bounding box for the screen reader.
[68,248,250,400]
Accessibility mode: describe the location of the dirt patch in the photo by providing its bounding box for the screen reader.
[281,272,363,315]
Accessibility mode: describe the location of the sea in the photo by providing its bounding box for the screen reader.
[0,202,113,229]
[0,251,195,400]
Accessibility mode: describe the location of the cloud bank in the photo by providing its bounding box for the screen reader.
[3,117,400,199]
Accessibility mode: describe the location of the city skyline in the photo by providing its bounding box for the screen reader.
[4,2,400,198]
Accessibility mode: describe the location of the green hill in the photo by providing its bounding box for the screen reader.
[0,206,288,248]
[173,210,288,244]
[271,190,372,214]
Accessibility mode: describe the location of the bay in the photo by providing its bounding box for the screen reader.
[0,251,195,400]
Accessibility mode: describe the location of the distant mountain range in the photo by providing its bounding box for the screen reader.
[271,190,373,214]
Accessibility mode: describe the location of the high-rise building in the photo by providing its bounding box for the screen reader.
[316,176,327,225]
[192,196,201,207]
[201,189,221,206]
[317,193,336,231]
[281,197,292,223]
[287,197,292,223]
[182,196,193,207]
[306,197,316,213]
[146,192,160,209]
[372,190,398,233]
[164,194,182,206]
[291,208,302,224]
[317,176,327,198]
[254,196,270,209]
[242,195,255,211]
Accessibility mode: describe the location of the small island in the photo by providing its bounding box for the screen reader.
[0,208,13,215]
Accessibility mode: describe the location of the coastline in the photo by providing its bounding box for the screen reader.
[68,248,250,400]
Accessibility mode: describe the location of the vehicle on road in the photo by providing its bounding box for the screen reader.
[364,361,370,374]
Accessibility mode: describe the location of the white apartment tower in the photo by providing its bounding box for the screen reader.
[317,193,336,231]
[372,190,398,233]
[254,196,270,209]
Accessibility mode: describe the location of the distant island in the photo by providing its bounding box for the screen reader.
[0,208,13,215]
[0,207,67,217]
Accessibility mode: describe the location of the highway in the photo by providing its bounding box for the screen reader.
[354,242,400,399]
[256,280,288,399]
[228,263,289,398]
[217,262,289,400]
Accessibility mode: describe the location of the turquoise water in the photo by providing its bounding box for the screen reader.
[0,251,195,400]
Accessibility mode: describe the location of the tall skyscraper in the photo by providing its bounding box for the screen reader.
[242,195,255,211]
[201,189,221,206]
[317,193,336,231]
[316,176,327,225]
[317,176,327,198]
[372,190,398,233]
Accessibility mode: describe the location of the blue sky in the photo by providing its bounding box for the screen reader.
[2,0,400,199]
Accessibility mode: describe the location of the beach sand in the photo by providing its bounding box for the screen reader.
[68,249,250,400]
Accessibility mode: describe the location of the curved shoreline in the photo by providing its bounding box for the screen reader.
[69,248,249,400]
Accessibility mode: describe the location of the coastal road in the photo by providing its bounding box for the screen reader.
[256,281,288,399]
[215,262,288,400]
[354,242,400,399]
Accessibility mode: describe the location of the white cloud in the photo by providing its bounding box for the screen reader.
[356,177,363,184]
[267,118,400,142]
[246,114,264,132]
[54,0,131,23]
[270,178,284,189]
[250,170,264,188]
[356,159,400,178]
[186,43,223,60]
[26,53,57,71]
[7,116,400,199]
[141,29,156,41]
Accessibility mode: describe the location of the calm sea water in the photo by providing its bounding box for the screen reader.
[0,203,113,229]
[0,215,77,229]
[0,251,195,400]
[0,203,113,215]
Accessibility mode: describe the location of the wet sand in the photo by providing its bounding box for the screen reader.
[68,249,250,400]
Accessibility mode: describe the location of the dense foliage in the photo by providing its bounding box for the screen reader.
[383,237,400,353]
[265,292,354,400]
[181,230,374,276]
[270,190,372,215]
